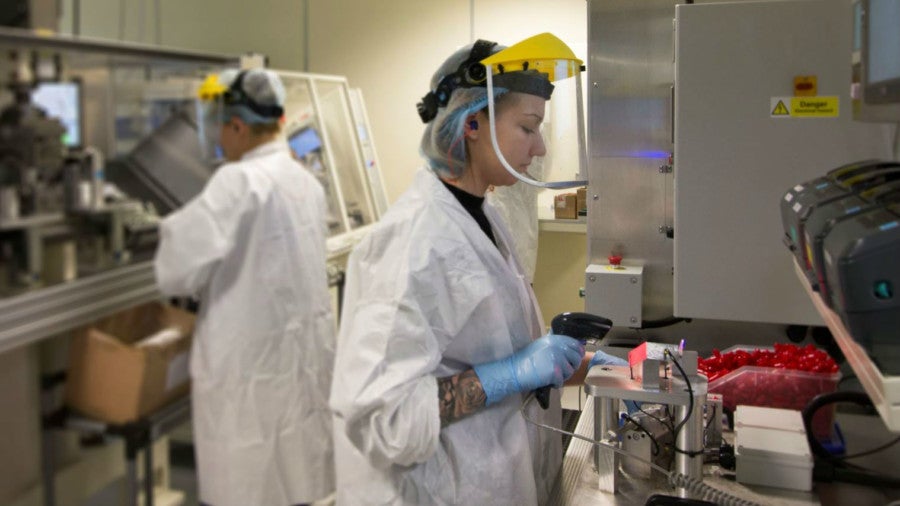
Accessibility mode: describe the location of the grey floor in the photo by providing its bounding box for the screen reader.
[85,411,580,506]
[85,464,198,506]
[84,422,199,506]
[169,422,200,506]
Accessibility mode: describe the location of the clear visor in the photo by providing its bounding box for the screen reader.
[485,59,587,189]
[195,96,225,163]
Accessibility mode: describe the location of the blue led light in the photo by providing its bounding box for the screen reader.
[879,221,899,231]
[874,281,893,300]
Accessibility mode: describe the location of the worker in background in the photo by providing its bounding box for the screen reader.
[154,68,335,506]
[329,36,621,505]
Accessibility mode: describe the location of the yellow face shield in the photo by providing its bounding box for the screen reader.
[482,33,588,190]
[481,32,583,82]
[195,73,229,163]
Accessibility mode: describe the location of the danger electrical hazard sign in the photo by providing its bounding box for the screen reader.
[770,96,839,118]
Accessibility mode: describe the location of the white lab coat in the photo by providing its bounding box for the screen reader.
[155,141,335,506]
[330,168,562,505]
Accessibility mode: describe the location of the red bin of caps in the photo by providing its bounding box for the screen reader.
[701,344,841,440]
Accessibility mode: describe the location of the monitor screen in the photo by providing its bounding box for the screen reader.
[31,81,82,147]
[864,0,900,103]
[288,127,322,159]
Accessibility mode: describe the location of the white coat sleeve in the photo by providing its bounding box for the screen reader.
[331,229,492,469]
[154,165,253,296]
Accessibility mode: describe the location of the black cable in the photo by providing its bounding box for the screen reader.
[667,350,693,436]
[638,404,703,457]
[836,435,900,460]
[705,404,717,430]
[622,413,661,456]
[666,350,704,457]
[639,404,672,431]
[802,390,900,488]
[801,391,872,460]
[815,459,900,488]
[627,356,713,459]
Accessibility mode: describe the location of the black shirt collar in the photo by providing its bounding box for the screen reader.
[441,181,497,247]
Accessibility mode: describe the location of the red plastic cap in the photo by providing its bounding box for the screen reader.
[608,255,622,266]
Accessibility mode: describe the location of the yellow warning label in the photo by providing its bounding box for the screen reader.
[791,96,838,117]
[772,100,790,116]
[770,96,839,118]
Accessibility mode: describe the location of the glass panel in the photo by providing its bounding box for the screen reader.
[313,80,374,230]
[0,31,234,294]
[281,74,347,237]
[110,66,203,156]
[347,88,389,217]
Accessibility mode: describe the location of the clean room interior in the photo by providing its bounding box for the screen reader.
[2,0,900,504]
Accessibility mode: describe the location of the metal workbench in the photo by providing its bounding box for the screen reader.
[548,396,882,506]
[0,261,162,355]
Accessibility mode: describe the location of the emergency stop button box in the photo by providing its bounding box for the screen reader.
[584,264,643,328]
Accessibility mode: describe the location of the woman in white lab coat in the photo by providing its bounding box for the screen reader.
[154,69,335,506]
[329,38,587,505]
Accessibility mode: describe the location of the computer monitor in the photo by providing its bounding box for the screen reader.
[30,81,82,148]
[862,0,900,105]
[287,127,322,159]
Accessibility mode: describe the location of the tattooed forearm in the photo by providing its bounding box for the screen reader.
[438,369,487,427]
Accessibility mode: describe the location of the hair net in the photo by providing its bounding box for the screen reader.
[419,43,509,180]
[219,68,286,125]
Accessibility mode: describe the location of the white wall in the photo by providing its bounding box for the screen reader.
[307,0,588,202]
[59,0,589,201]
[61,0,308,70]
[307,1,592,327]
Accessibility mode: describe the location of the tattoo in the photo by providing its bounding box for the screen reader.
[438,369,487,427]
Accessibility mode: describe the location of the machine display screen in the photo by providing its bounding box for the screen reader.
[865,0,900,103]
[31,81,82,147]
[288,127,322,159]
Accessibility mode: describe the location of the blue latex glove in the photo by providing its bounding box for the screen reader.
[474,334,585,406]
[588,349,628,368]
[588,349,640,414]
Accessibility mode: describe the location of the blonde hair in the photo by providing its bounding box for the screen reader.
[249,121,281,137]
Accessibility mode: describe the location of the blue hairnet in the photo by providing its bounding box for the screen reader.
[419,43,509,180]
[219,68,286,125]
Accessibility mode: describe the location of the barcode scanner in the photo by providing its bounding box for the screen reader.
[535,312,613,409]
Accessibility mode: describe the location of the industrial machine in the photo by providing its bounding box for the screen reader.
[583,344,708,497]
[0,29,233,321]
[782,0,900,389]
[555,0,900,504]
[277,70,389,256]
[0,70,164,292]
[0,34,388,323]
[0,26,238,506]
[0,26,388,506]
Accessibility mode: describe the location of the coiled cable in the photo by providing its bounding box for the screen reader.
[667,472,759,506]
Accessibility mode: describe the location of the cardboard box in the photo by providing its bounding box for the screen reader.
[66,302,195,424]
[554,193,578,219]
[576,187,587,216]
